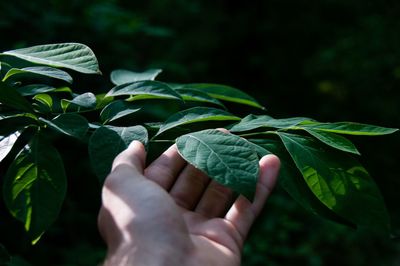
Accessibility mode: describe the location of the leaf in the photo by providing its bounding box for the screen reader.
[89,125,148,181]
[249,138,355,227]
[278,132,390,233]
[176,129,259,199]
[62,92,97,111]
[2,43,101,74]
[41,113,89,139]
[301,121,398,136]
[106,80,182,101]
[0,114,37,137]
[100,100,141,123]
[17,84,56,96]
[303,128,360,155]
[0,132,20,163]
[0,82,33,112]
[111,69,162,85]
[174,87,225,107]
[3,133,67,243]
[229,114,312,132]
[157,107,240,136]
[177,83,264,109]
[3,66,73,84]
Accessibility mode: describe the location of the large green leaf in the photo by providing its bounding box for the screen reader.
[3,66,73,84]
[106,80,182,101]
[0,114,37,137]
[229,114,312,132]
[2,43,101,74]
[177,83,264,109]
[156,107,240,136]
[41,113,89,139]
[3,133,67,243]
[89,125,148,181]
[301,121,398,136]
[0,82,33,112]
[278,132,390,233]
[302,128,360,155]
[100,100,141,123]
[249,138,355,227]
[176,129,259,199]
[0,132,20,163]
[111,69,162,85]
[174,87,225,107]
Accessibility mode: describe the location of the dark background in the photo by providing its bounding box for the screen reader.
[0,0,399,265]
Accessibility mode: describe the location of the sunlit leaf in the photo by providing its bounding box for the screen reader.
[2,43,101,74]
[301,121,398,136]
[303,128,360,155]
[3,133,67,242]
[278,132,390,233]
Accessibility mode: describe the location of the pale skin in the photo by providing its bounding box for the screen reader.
[98,140,280,266]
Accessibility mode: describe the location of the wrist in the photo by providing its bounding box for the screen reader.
[103,241,191,266]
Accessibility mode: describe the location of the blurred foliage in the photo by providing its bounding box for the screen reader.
[0,0,399,265]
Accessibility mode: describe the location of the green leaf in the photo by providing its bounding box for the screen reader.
[106,80,182,101]
[303,128,360,155]
[249,138,355,227]
[177,83,264,109]
[89,125,148,181]
[2,67,73,84]
[176,129,259,199]
[229,114,312,132]
[41,113,89,139]
[2,43,101,74]
[32,94,54,113]
[174,87,225,107]
[3,133,67,243]
[157,107,240,136]
[111,69,162,85]
[301,121,398,136]
[100,100,141,123]
[17,84,56,96]
[62,92,97,111]
[278,132,390,233]
[0,132,20,163]
[0,82,33,112]
[0,114,37,137]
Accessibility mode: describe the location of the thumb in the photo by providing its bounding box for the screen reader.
[111,140,147,173]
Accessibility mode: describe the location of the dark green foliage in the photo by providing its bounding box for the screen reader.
[0,44,397,266]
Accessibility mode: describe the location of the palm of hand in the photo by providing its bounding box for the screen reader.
[98,141,279,266]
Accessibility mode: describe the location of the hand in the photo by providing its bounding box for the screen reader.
[98,140,280,266]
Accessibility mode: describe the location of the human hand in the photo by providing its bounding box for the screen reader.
[98,140,280,266]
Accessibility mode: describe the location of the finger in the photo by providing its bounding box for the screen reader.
[111,140,146,173]
[194,180,235,218]
[225,154,280,240]
[169,165,210,210]
[144,144,187,190]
